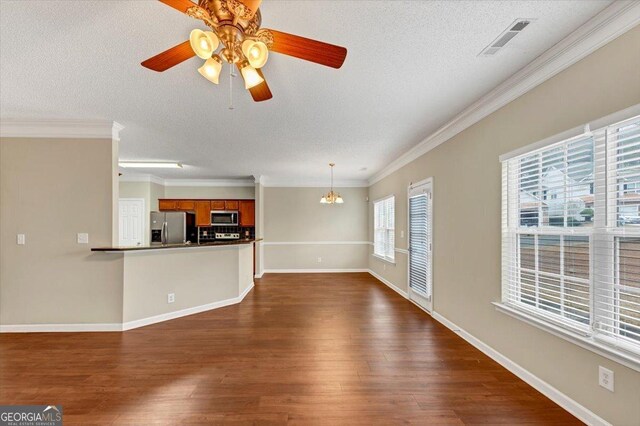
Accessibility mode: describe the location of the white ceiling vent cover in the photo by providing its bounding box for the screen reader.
[479,19,534,56]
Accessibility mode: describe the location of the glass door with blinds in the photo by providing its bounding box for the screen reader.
[408,179,433,312]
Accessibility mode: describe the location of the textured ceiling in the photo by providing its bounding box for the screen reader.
[0,0,611,182]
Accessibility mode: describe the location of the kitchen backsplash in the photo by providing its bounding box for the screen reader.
[198,226,255,241]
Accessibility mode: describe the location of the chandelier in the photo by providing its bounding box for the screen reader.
[320,163,344,205]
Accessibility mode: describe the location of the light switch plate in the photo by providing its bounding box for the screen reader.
[17,234,25,245]
[598,366,614,392]
[77,233,89,244]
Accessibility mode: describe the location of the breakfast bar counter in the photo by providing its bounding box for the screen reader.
[92,240,256,330]
[91,238,259,252]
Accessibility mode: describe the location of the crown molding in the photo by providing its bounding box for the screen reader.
[262,177,369,188]
[0,118,124,140]
[119,175,255,187]
[118,174,165,185]
[253,175,265,185]
[118,174,368,188]
[368,1,640,185]
[164,178,255,187]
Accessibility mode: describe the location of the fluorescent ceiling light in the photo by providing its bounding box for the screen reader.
[119,162,183,169]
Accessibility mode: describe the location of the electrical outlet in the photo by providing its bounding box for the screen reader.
[167,293,175,304]
[16,234,25,245]
[77,233,89,244]
[317,257,322,263]
[383,263,386,271]
[598,366,614,392]
[400,230,405,238]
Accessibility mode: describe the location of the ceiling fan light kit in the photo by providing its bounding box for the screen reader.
[241,39,268,68]
[197,55,223,84]
[239,62,263,89]
[142,0,348,103]
[189,28,219,59]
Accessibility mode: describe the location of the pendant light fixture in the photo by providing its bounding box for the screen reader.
[320,163,344,205]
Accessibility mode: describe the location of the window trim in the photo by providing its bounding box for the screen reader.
[499,103,640,368]
[499,103,640,162]
[373,194,396,263]
[494,302,640,372]
[372,252,396,265]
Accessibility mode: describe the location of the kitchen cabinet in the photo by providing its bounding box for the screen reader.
[160,200,195,211]
[160,199,255,228]
[159,200,177,210]
[177,200,195,211]
[211,200,225,210]
[225,200,239,210]
[195,201,211,227]
[239,200,255,227]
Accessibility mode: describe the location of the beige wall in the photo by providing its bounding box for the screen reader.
[254,181,265,275]
[368,27,640,425]
[163,185,254,200]
[1,137,123,325]
[149,182,164,211]
[263,187,369,270]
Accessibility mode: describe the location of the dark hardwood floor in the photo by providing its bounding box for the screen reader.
[0,273,581,425]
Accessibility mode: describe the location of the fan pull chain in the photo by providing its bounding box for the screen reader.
[228,63,235,110]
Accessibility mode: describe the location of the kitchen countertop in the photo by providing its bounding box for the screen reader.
[91,238,260,252]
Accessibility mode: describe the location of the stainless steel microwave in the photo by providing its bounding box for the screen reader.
[210,210,238,226]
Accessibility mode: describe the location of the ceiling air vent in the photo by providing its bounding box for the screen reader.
[479,19,533,56]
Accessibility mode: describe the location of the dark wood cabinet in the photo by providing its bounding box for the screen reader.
[225,200,239,210]
[211,200,225,210]
[159,199,254,229]
[239,200,255,227]
[176,200,195,211]
[195,201,211,227]
[159,200,177,210]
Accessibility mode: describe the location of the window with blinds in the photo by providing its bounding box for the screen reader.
[374,195,395,262]
[502,113,640,359]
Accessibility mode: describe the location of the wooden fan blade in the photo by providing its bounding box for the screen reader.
[141,40,195,72]
[267,29,347,69]
[236,65,272,102]
[249,68,272,102]
[159,0,197,14]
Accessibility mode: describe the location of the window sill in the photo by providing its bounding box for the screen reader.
[493,302,640,373]
[372,253,396,265]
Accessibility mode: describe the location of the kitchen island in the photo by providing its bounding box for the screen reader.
[92,239,258,330]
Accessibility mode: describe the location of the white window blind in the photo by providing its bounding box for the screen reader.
[502,113,640,359]
[374,196,395,261]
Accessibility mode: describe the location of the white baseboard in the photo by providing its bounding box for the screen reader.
[1,282,256,333]
[367,269,408,298]
[239,281,255,300]
[0,323,122,333]
[431,312,611,426]
[263,268,369,273]
[123,282,255,331]
[254,272,264,278]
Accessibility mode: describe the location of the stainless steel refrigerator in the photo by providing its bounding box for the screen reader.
[150,211,196,244]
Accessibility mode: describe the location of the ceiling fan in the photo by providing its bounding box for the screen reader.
[141,0,348,102]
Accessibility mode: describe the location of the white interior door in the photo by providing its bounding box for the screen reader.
[408,179,433,312]
[119,198,145,246]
